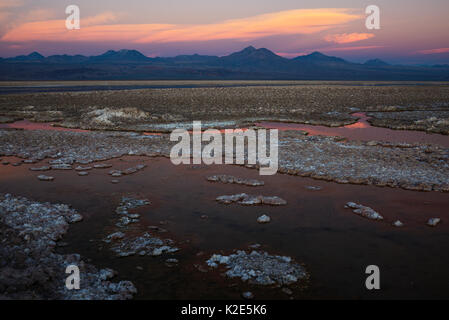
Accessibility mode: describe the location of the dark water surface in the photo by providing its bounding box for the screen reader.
[1,156,448,299]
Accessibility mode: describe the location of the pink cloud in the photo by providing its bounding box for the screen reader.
[276,52,309,58]
[323,45,384,52]
[418,48,449,55]
[324,33,375,44]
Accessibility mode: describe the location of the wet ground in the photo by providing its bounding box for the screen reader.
[1,156,448,299]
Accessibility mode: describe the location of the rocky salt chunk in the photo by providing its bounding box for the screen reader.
[113,197,150,226]
[242,292,254,300]
[51,164,72,170]
[345,202,383,220]
[104,197,178,257]
[104,232,126,243]
[305,186,323,191]
[109,232,178,257]
[207,175,264,187]
[109,170,123,177]
[427,218,441,227]
[37,175,54,181]
[120,197,151,209]
[116,216,134,227]
[69,213,83,223]
[216,194,287,206]
[98,268,118,281]
[165,258,179,267]
[30,166,50,171]
[206,250,307,286]
[257,214,271,224]
[261,196,287,206]
[94,163,112,169]
[0,194,136,300]
[75,166,92,171]
[75,160,93,165]
[393,220,404,227]
[109,164,147,177]
[216,193,248,204]
[49,158,73,165]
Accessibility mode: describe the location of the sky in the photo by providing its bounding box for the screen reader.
[0,0,448,64]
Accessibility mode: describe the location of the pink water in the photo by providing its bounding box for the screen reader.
[257,113,449,147]
[0,120,89,132]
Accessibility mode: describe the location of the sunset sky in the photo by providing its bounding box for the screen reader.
[1,0,448,64]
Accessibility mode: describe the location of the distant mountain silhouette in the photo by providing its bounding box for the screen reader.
[293,51,348,65]
[218,46,290,72]
[9,52,45,62]
[153,53,220,67]
[1,46,448,80]
[46,54,88,63]
[364,59,390,67]
[223,46,284,62]
[89,49,150,63]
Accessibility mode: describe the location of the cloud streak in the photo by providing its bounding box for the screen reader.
[324,33,374,44]
[1,8,361,44]
[323,45,384,52]
[418,48,449,55]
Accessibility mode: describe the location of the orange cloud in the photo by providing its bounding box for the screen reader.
[136,9,361,43]
[324,45,384,51]
[324,33,374,44]
[418,48,449,54]
[1,8,361,44]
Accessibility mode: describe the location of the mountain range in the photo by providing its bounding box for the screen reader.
[1,46,448,81]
